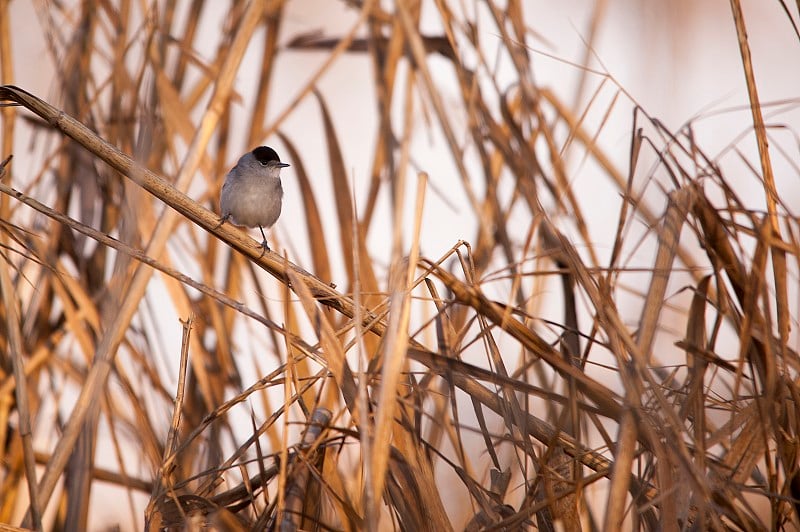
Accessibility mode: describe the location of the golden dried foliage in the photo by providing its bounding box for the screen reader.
[1,1,799,530]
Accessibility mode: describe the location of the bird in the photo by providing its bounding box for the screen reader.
[219,146,290,251]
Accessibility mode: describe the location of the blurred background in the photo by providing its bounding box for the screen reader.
[1,0,799,530]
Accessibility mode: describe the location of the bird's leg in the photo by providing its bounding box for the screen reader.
[258,225,270,252]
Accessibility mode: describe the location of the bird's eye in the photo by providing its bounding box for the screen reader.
[260,160,269,166]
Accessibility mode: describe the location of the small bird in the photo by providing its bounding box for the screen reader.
[219,146,290,251]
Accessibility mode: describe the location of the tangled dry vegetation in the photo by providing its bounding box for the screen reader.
[1,1,799,530]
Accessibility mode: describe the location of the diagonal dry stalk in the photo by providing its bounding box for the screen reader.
[0,155,42,530]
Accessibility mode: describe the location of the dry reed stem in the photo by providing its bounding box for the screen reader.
[636,188,693,358]
[315,90,382,318]
[370,173,427,514]
[0,248,41,531]
[149,316,194,507]
[603,407,637,531]
[0,151,40,531]
[729,0,790,345]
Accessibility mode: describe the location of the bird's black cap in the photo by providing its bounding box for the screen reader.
[252,146,288,166]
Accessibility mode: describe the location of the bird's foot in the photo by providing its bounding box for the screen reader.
[214,214,231,230]
[257,225,271,255]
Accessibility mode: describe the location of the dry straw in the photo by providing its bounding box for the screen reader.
[1,1,799,530]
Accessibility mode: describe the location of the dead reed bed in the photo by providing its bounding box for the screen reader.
[0,1,799,530]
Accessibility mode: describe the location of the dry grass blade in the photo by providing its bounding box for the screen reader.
[314,91,381,307]
[278,132,333,285]
[279,407,332,530]
[149,316,193,508]
[0,161,40,530]
[285,267,359,414]
[603,408,638,530]
[729,0,790,347]
[369,174,427,515]
[636,187,694,358]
